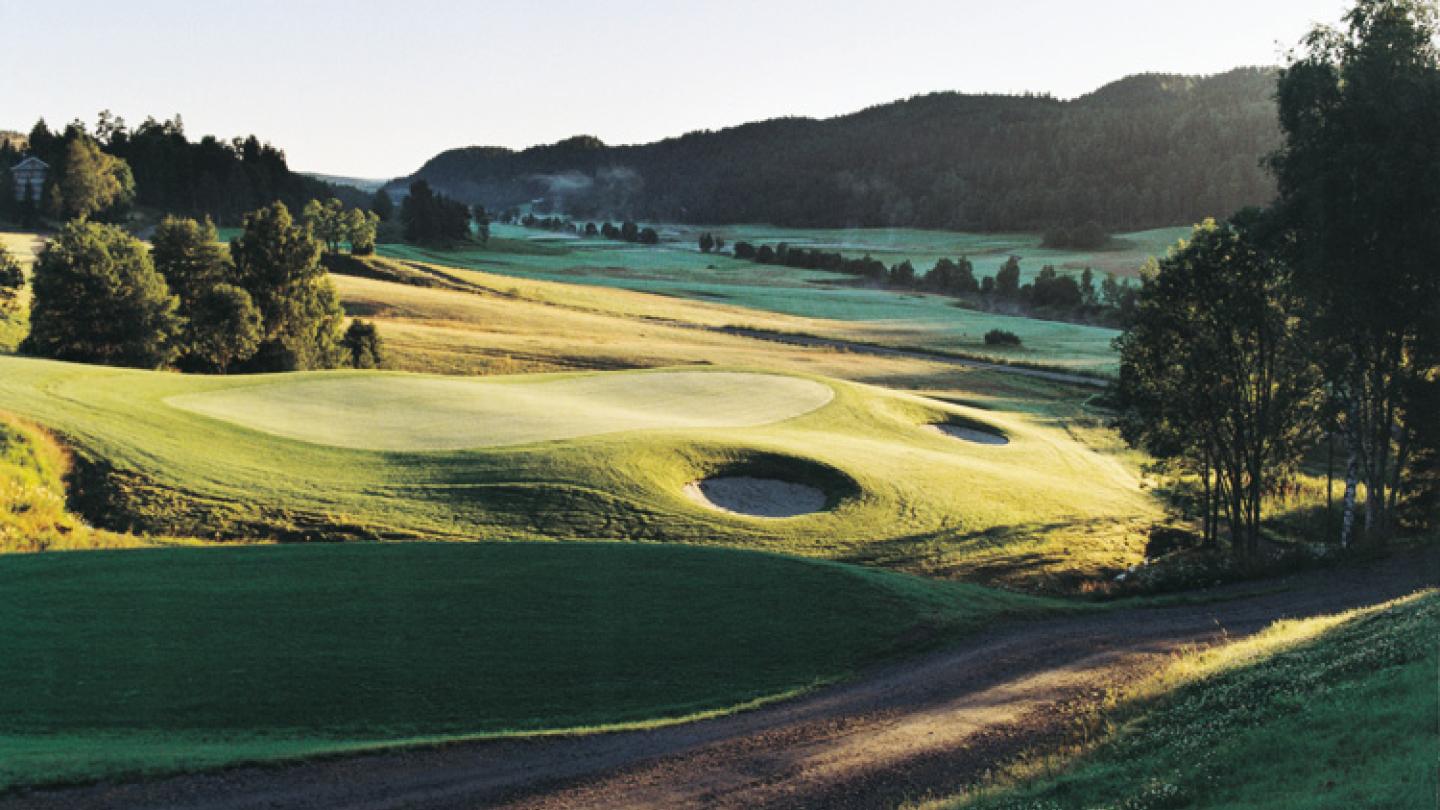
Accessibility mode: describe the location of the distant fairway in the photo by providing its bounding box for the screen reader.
[0,542,1050,788]
[168,371,834,451]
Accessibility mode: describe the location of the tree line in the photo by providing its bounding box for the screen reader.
[0,114,369,226]
[14,201,382,374]
[728,240,1137,327]
[1113,0,1440,561]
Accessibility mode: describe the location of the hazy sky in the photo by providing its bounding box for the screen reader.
[2,1,1347,178]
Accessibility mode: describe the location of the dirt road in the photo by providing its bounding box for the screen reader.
[3,548,1433,810]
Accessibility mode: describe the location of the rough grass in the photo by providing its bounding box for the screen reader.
[0,541,1054,791]
[167,371,834,451]
[0,357,1158,589]
[0,414,164,553]
[926,590,1438,810]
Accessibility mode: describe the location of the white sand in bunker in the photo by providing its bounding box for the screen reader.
[165,371,834,452]
[928,423,1009,446]
[684,477,828,519]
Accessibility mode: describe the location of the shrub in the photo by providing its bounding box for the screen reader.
[984,329,1022,347]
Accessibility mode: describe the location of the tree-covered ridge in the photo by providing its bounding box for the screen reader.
[1,115,369,225]
[389,68,1280,231]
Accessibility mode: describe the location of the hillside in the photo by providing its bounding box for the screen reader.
[388,68,1280,232]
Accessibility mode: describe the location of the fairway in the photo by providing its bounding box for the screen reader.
[0,542,1046,789]
[0,356,1158,587]
[167,371,834,451]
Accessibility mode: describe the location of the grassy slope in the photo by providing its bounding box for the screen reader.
[0,357,1157,588]
[931,591,1438,810]
[0,232,41,352]
[0,542,1052,790]
[377,224,1147,374]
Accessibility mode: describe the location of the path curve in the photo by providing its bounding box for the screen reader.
[2,549,1433,810]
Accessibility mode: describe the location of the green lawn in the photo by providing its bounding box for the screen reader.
[0,541,1052,790]
[934,590,1438,810]
[373,224,1194,376]
[167,370,834,451]
[0,356,1158,587]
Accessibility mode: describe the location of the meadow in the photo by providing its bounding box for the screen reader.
[929,590,1438,810]
[0,542,1053,789]
[372,223,1193,375]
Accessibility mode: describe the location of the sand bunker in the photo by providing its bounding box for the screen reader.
[685,477,828,519]
[165,371,834,452]
[928,422,1009,446]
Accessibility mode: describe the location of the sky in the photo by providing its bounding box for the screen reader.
[1,1,1348,178]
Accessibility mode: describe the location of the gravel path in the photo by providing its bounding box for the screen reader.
[3,548,1433,810]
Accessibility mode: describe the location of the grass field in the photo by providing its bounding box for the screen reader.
[376,225,1151,374]
[0,356,1157,588]
[0,231,41,352]
[931,590,1438,810]
[0,541,1054,790]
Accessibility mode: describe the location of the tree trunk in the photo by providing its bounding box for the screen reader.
[1340,436,1360,548]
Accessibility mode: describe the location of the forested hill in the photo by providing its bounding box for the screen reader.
[390,68,1281,231]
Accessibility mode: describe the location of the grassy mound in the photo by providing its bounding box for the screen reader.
[0,357,1157,588]
[0,542,1050,790]
[935,591,1438,810]
[168,371,834,451]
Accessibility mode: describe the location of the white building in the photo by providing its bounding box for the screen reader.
[11,156,47,203]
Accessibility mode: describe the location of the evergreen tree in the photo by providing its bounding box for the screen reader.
[229,202,344,371]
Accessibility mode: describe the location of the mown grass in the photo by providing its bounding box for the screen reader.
[378,231,1131,375]
[0,541,1055,791]
[0,357,1158,589]
[926,590,1438,810]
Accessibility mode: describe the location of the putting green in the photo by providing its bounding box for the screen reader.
[165,371,835,451]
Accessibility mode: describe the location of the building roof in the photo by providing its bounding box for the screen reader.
[11,156,48,171]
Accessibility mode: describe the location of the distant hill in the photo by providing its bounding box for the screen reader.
[302,173,390,194]
[388,68,1281,232]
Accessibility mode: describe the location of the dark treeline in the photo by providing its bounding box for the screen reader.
[0,114,368,225]
[730,240,1136,327]
[388,69,1279,232]
[517,214,661,246]
[399,180,471,245]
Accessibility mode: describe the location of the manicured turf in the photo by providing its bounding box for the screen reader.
[939,591,1438,810]
[0,356,1157,587]
[0,541,1048,789]
[168,371,834,451]
[376,223,1163,375]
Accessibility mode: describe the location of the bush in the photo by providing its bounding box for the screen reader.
[984,329,1022,347]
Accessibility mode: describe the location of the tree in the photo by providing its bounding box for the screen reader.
[151,215,229,304]
[229,202,345,371]
[346,207,380,255]
[23,220,180,368]
[888,260,916,287]
[638,226,659,245]
[994,256,1022,298]
[47,136,135,220]
[371,189,394,222]
[472,204,491,247]
[400,180,470,245]
[342,319,384,369]
[1080,268,1098,308]
[699,232,715,253]
[0,245,23,314]
[187,284,262,373]
[303,198,348,253]
[1269,0,1440,544]
[1113,217,1321,560]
